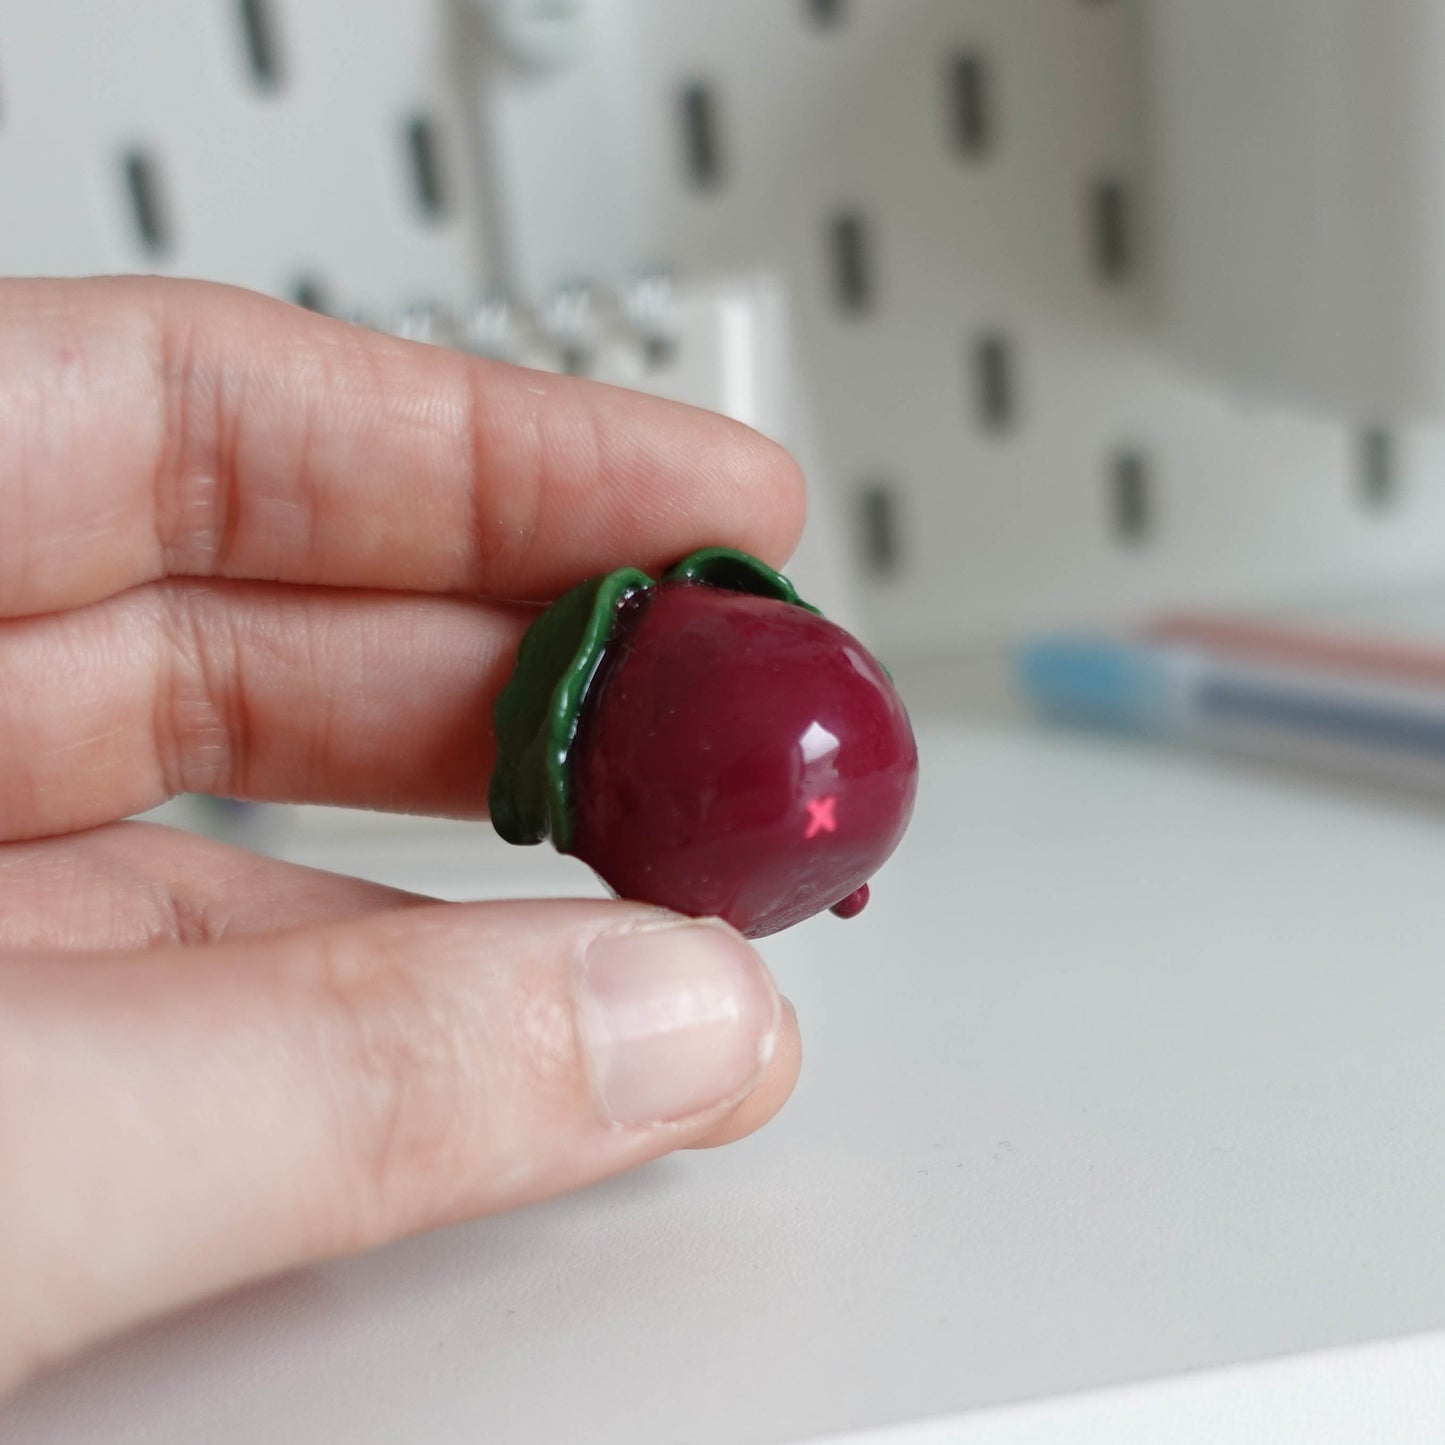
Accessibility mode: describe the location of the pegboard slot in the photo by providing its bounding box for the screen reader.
[237,0,283,91]
[1111,450,1152,543]
[1360,428,1397,511]
[121,148,173,258]
[860,484,900,576]
[973,333,1015,432]
[1090,178,1132,283]
[643,335,676,369]
[291,276,328,313]
[404,114,449,221]
[679,81,723,190]
[947,53,992,160]
[829,211,872,314]
[805,0,846,28]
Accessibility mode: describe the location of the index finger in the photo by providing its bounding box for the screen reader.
[0,277,806,618]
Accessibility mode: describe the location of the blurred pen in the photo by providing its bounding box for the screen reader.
[1016,634,1445,794]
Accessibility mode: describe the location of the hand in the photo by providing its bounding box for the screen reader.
[0,278,805,1392]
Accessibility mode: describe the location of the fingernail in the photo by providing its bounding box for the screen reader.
[578,919,780,1127]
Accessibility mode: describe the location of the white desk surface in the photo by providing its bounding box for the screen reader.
[8,701,1445,1443]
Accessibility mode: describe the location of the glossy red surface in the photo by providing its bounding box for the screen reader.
[569,582,918,938]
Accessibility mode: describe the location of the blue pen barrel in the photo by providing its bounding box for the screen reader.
[1015,636,1187,736]
[1017,631,1445,800]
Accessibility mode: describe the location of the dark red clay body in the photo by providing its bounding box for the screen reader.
[489,549,919,939]
[569,583,918,938]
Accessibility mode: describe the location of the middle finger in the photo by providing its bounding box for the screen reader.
[0,580,529,840]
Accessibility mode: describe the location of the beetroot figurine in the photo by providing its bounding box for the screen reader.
[489,548,918,938]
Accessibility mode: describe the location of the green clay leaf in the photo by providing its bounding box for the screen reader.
[664,546,821,615]
[490,548,820,857]
[488,567,651,851]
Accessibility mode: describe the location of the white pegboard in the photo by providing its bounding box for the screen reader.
[6,1,1445,651]
[0,2,483,308]
[1147,0,1445,424]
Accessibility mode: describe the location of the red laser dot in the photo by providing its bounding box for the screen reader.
[804,796,838,839]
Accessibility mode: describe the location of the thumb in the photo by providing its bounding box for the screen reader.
[0,901,791,1388]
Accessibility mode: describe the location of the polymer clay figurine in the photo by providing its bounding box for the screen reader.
[489,548,918,938]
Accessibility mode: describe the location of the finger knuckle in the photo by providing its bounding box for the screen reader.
[151,582,264,799]
[307,926,493,1247]
[151,306,239,579]
[459,357,546,588]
